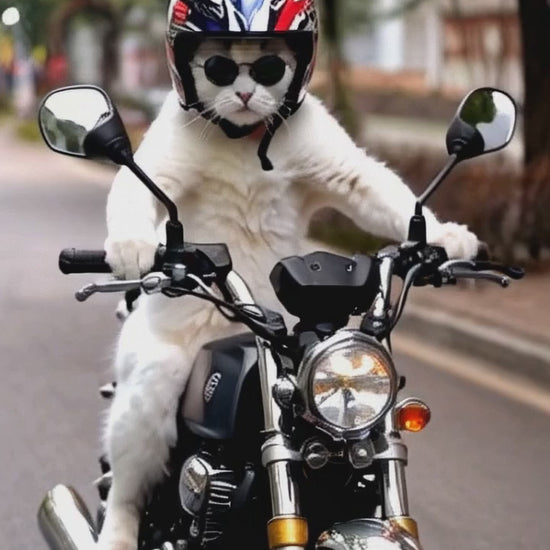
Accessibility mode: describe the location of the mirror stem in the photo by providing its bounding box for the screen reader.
[418,153,458,206]
[125,160,179,224]
[407,203,427,244]
[408,154,458,244]
[123,160,184,249]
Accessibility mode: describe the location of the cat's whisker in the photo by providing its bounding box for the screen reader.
[180,110,211,130]
[274,111,292,136]
[200,111,224,142]
[199,118,214,141]
[202,119,219,142]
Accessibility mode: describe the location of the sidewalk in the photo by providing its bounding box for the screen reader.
[399,268,550,388]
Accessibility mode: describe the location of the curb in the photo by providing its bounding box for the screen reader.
[399,304,550,388]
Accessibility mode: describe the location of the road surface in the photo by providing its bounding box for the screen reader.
[1,139,549,549]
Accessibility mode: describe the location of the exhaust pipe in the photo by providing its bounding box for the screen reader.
[38,485,98,550]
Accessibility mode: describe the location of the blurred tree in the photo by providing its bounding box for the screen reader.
[49,0,119,88]
[320,0,359,136]
[0,0,164,88]
[0,0,161,47]
[320,0,427,137]
[0,0,61,48]
[517,0,550,259]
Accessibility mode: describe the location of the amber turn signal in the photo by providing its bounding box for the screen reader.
[395,399,431,432]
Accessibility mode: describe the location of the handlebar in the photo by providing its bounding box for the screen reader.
[59,246,288,343]
[59,248,111,274]
[379,244,524,333]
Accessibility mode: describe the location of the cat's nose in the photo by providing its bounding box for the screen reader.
[236,92,253,105]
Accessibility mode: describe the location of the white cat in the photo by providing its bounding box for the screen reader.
[99,38,479,550]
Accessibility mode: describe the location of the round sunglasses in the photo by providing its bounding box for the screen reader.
[195,54,287,87]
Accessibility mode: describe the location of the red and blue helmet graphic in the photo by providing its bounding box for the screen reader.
[168,0,318,37]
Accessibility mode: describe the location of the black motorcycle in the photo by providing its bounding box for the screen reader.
[37,85,522,550]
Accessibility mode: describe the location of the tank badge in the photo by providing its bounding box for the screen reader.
[204,372,222,403]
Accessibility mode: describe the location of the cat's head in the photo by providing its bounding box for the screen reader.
[190,39,296,128]
[166,0,318,167]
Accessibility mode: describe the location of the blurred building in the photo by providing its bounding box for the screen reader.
[345,0,522,99]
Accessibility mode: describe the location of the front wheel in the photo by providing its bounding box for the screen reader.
[316,519,423,550]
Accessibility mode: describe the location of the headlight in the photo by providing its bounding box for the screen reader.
[298,330,397,438]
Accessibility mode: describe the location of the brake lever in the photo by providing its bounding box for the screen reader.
[439,259,524,280]
[472,262,525,280]
[75,273,172,302]
[440,268,511,287]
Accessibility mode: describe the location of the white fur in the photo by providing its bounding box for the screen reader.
[100,42,478,550]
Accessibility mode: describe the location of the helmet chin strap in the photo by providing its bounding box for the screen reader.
[181,99,282,171]
[180,99,263,138]
[257,116,284,171]
[181,95,302,171]
[218,118,263,139]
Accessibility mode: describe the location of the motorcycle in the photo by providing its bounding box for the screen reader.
[36,85,522,550]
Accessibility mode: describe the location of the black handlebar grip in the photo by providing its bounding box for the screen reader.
[59,248,112,274]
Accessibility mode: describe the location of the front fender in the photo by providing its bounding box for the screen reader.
[316,519,423,550]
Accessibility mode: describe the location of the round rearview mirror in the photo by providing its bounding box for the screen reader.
[446,88,517,161]
[39,86,113,157]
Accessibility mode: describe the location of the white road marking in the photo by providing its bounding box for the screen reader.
[393,333,550,416]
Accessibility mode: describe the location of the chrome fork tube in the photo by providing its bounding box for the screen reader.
[256,336,282,434]
[380,386,419,539]
[257,338,302,515]
[382,352,409,518]
[224,272,305,548]
[381,412,410,518]
[257,337,306,550]
[372,256,394,321]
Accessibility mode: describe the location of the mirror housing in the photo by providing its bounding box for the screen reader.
[38,85,183,247]
[446,87,517,161]
[409,87,517,244]
[38,85,133,165]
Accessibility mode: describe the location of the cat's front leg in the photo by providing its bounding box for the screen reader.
[291,96,481,259]
[104,165,162,279]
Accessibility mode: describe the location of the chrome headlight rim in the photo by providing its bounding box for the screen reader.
[297,330,398,439]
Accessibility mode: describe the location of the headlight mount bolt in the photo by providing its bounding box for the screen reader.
[349,440,375,469]
[302,440,330,470]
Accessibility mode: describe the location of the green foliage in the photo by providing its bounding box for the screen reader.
[309,210,391,255]
[0,0,61,47]
[15,117,41,141]
[0,0,165,48]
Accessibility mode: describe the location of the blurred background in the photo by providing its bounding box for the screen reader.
[1,2,550,550]
[1,0,549,262]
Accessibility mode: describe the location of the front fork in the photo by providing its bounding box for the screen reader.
[256,337,419,547]
[257,337,308,550]
[226,270,419,548]
[224,271,307,549]
[380,413,419,540]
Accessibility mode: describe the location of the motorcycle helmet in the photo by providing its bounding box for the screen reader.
[166,0,319,170]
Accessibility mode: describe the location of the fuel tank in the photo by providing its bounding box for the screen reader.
[181,332,262,440]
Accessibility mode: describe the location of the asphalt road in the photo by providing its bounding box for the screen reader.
[1,142,549,549]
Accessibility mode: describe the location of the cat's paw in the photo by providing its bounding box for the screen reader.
[431,222,480,260]
[105,234,158,280]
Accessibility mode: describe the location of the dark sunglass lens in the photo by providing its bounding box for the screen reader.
[203,56,239,86]
[251,55,286,86]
